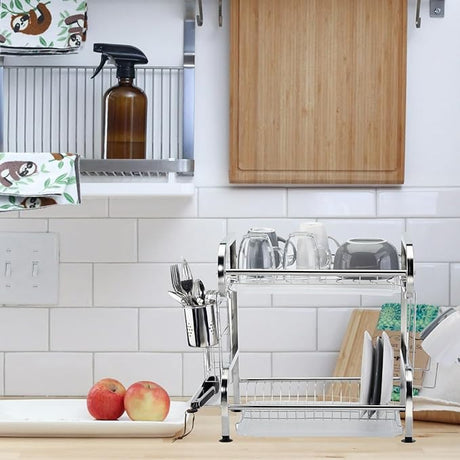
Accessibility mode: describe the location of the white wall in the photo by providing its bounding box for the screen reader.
[1,0,460,397]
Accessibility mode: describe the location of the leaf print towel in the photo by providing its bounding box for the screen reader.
[0,152,81,211]
[0,0,87,54]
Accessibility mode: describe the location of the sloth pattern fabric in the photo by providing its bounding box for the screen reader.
[0,0,87,54]
[0,152,81,211]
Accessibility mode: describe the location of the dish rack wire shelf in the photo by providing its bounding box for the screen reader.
[0,2,197,182]
[188,234,417,442]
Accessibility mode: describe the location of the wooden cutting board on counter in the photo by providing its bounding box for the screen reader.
[333,309,380,378]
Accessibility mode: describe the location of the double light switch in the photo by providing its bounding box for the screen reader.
[0,232,59,305]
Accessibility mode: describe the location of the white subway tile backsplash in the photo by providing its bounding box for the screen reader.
[378,188,460,217]
[239,352,272,378]
[272,292,360,308]
[0,354,4,395]
[235,289,272,308]
[0,219,47,231]
[322,219,405,248]
[407,219,460,262]
[272,352,338,378]
[413,263,449,306]
[49,219,137,262]
[2,183,460,398]
[58,264,93,307]
[94,263,170,307]
[94,353,182,396]
[183,352,207,396]
[139,308,189,351]
[109,194,198,218]
[138,219,226,262]
[0,212,19,219]
[288,189,376,218]
[20,198,108,218]
[50,308,138,351]
[5,353,92,396]
[94,263,217,307]
[317,309,353,351]
[199,188,287,218]
[360,294,401,308]
[362,264,449,307]
[239,308,316,352]
[450,264,460,305]
[0,308,48,351]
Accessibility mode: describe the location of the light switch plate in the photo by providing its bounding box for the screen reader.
[0,232,59,305]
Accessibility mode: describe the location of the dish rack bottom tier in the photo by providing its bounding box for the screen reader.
[235,408,402,438]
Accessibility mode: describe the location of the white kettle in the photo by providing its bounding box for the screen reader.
[421,307,460,365]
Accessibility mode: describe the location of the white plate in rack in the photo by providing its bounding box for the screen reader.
[0,399,191,438]
[381,331,394,405]
[360,331,374,407]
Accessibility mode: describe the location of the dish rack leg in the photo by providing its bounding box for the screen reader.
[402,367,415,443]
[228,289,241,405]
[219,368,232,442]
[400,291,416,443]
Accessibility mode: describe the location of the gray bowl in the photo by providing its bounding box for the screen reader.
[333,238,399,271]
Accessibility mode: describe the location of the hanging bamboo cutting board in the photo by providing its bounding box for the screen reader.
[230,0,407,184]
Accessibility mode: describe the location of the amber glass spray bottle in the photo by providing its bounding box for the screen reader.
[91,43,148,159]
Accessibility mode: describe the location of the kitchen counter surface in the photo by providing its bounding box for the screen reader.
[0,407,459,459]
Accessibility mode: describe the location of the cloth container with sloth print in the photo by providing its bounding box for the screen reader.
[0,0,87,54]
[0,152,81,211]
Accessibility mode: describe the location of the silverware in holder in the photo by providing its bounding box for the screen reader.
[183,299,219,348]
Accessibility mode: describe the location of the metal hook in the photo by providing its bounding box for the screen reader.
[416,0,421,28]
[196,0,203,26]
[218,0,223,27]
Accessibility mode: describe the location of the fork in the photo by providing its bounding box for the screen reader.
[180,259,194,296]
[170,264,183,295]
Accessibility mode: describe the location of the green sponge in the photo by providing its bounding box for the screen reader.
[377,303,440,333]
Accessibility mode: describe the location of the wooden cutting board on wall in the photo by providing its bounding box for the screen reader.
[230,0,407,184]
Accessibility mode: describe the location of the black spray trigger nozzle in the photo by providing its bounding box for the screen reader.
[91,54,109,79]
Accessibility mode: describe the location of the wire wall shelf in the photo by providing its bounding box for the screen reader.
[1,65,194,178]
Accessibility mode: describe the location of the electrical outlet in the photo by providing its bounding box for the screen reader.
[0,232,59,305]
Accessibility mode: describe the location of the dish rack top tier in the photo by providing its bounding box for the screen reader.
[217,234,415,296]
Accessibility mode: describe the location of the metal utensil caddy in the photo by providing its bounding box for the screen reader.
[189,234,416,442]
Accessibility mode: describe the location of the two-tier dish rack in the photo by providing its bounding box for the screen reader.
[188,234,416,442]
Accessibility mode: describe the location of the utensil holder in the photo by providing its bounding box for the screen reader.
[183,300,219,348]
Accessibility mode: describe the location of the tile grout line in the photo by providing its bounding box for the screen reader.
[2,352,5,396]
[137,307,141,352]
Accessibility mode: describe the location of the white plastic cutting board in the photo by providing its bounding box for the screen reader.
[0,399,190,437]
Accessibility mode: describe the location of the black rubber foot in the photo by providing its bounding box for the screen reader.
[401,437,416,443]
[231,409,242,413]
[219,436,233,443]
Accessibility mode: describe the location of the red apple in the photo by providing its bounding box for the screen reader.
[124,381,170,421]
[87,378,126,420]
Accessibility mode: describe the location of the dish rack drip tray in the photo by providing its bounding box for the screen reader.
[236,408,402,438]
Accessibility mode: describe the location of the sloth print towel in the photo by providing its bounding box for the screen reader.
[0,0,87,54]
[0,152,81,211]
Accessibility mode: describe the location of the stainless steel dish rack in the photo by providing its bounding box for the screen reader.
[189,234,416,442]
